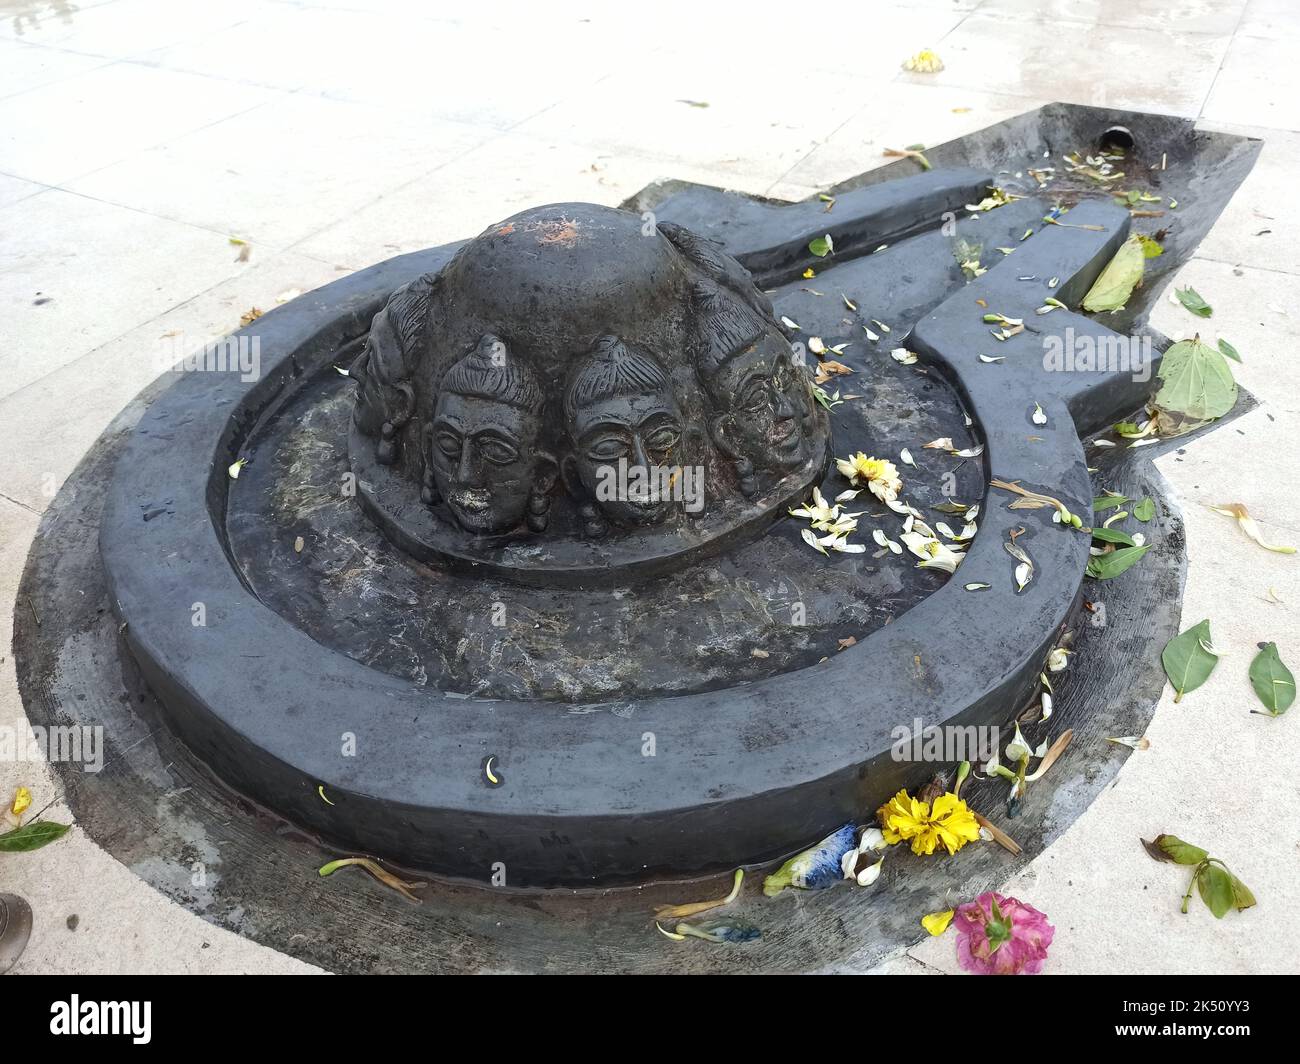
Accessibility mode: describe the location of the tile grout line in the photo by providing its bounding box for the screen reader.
[764,0,997,199]
[52,93,295,190]
[0,11,268,102]
[1191,254,1300,279]
[0,490,41,516]
[9,179,299,251]
[1194,0,1253,122]
[0,247,349,409]
[936,4,1245,40]
[274,62,624,255]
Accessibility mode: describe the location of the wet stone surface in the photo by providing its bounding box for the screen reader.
[227,352,981,702]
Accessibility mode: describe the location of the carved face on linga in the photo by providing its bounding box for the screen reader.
[427,335,555,535]
[563,336,685,528]
[691,282,815,479]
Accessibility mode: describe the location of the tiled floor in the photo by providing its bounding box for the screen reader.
[1,0,1298,973]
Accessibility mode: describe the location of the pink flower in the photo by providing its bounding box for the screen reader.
[954,891,1054,975]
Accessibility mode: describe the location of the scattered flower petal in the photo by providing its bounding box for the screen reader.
[1210,502,1296,554]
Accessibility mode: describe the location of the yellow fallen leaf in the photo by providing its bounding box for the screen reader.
[11,786,32,818]
[921,908,955,936]
[318,857,424,903]
[654,869,744,921]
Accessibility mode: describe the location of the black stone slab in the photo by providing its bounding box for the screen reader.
[83,106,1260,887]
[13,375,1219,971]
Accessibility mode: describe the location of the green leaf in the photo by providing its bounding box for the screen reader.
[1217,338,1242,363]
[1153,834,1209,865]
[1197,863,1234,918]
[808,234,834,258]
[1086,543,1149,579]
[1153,337,1237,424]
[1082,235,1145,313]
[1093,493,1131,512]
[1137,234,1164,258]
[1134,497,1155,522]
[1090,526,1136,547]
[1228,872,1257,913]
[1175,286,1213,317]
[1161,619,1218,702]
[1248,642,1295,715]
[0,820,71,852]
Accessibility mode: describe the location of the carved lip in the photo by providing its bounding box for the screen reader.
[450,488,491,513]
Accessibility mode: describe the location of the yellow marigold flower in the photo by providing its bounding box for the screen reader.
[902,49,944,74]
[836,453,902,503]
[877,788,981,856]
[877,788,928,845]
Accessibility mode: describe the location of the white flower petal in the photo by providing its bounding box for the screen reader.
[855,856,884,888]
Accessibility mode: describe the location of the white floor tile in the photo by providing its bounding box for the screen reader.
[0,171,46,208]
[0,0,263,58]
[974,0,1247,36]
[138,5,613,127]
[1202,34,1300,132]
[898,12,1230,118]
[1238,0,1300,42]
[1194,121,1300,276]
[0,61,283,185]
[0,248,347,509]
[0,37,110,98]
[0,189,274,398]
[293,134,778,269]
[780,83,1043,189]
[66,94,498,248]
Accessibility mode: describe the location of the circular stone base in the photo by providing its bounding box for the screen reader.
[87,225,1104,886]
[12,377,1178,970]
[228,358,978,702]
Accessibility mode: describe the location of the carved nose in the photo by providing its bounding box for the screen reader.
[457,445,479,485]
[631,437,650,472]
